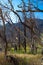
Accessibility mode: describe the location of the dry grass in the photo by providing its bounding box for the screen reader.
[14,54,43,65]
[0,52,43,65]
[8,52,43,58]
[8,53,43,65]
[0,52,13,65]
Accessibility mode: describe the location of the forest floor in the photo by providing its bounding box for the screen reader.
[0,52,43,65]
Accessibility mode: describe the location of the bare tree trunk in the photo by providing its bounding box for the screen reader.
[24,25,26,53]
[3,16,8,56]
[0,8,8,56]
[18,32,20,50]
[31,28,34,54]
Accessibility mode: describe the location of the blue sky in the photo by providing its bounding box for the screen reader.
[0,0,43,24]
[9,0,43,23]
[12,0,43,19]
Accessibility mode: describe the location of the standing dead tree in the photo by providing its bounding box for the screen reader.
[0,8,8,56]
[17,0,42,54]
[20,0,27,52]
[0,0,43,54]
[4,11,31,51]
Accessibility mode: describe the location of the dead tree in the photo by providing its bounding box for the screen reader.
[18,0,27,52]
[17,31,20,50]
[0,0,43,54]
[0,8,8,56]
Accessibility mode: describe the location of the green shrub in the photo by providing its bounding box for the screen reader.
[10,48,14,53]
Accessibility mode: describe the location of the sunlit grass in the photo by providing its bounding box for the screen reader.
[9,44,42,54]
[0,52,43,65]
[9,54,43,65]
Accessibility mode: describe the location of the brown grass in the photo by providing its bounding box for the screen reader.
[0,52,43,65]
